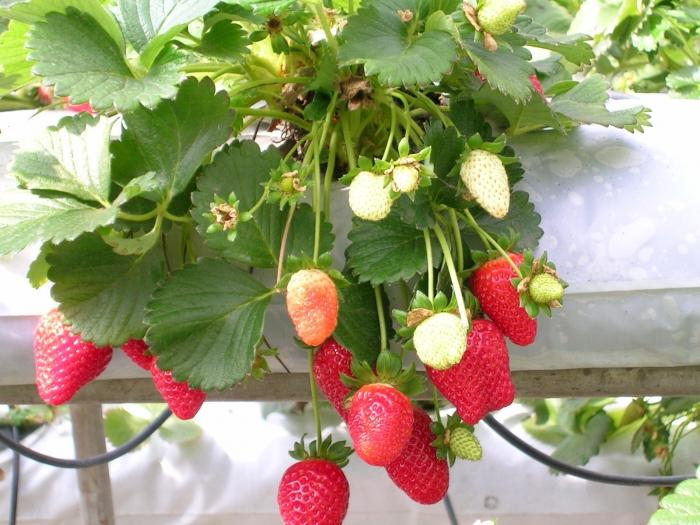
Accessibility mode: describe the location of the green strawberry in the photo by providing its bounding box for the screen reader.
[477,0,526,36]
[348,171,392,221]
[528,273,565,304]
[460,150,510,219]
[413,312,468,370]
[449,427,482,461]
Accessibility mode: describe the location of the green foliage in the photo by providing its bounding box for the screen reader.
[649,467,700,524]
[104,405,202,447]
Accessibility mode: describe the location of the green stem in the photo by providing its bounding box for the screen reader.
[433,388,443,426]
[410,90,453,128]
[382,103,398,162]
[347,0,354,13]
[423,228,434,302]
[311,126,322,262]
[117,209,158,222]
[163,210,192,223]
[231,107,311,131]
[448,209,464,273]
[460,209,523,278]
[228,77,309,98]
[181,62,229,73]
[374,285,388,352]
[312,1,338,54]
[308,348,323,446]
[247,186,270,216]
[284,134,311,162]
[277,203,297,284]
[433,221,469,326]
[323,129,339,217]
[340,112,357,170]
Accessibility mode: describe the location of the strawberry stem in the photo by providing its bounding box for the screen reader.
[423,228,434,302]
[433,388,443,426]
[433,222,469,327]
[374,285,388,352]
[277,203,297,283]
[461,209,523,278]
[307,348,323,446]
[312,0,338,55]
[323,129,338,216]
[382,103,398,162]
[340,111,357,170]
[312,123,322,263]
[448,209,464,273]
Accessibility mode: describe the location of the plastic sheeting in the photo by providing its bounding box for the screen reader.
[1,401,686,525]
[1,95,699,384]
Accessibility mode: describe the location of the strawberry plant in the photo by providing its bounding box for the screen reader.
[0,0,650,520]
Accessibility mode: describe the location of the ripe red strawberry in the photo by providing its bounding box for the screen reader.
[426,319,515,425]
[121,339,153,371]
[469,252,537,345]
[386,408,449,504]
[312,339,353,420]
[286,269,338,347]
[150,361,206,420]
[278,458,349,525]
[347,383,414,466]
[33,309,113,406]
[530,74,544,97]
[63,98,94,113]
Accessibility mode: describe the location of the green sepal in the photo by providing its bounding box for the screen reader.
[281,253,349,288]
[289,434,353,468]
[341,350,424,398]
[431,412,481,466]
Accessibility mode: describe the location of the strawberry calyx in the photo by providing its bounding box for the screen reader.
[394,291,470,341]
[289,434,353,468]
[277,253,349,290]
[268,159,307,210]
[512,250,568,318]
[340,350,424,399]
[430,413,482,466]
[204,192,242,242]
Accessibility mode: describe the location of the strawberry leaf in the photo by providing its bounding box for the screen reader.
[145,258,273,390]
[27,8,183,111]
[112,77,233,200]
[0,190,117,256]
[11,114,113,205]
[471,190,543,250]
[514,17,594,66]
[338,0,457,86]
[47,233,165,346]
[117,0,221,66]
[191,141,333,267]
[334,275,391,365]
[195,20,249,60]
[346,209,437,285]
[0,20,32,95]
[550,411,612,469]
[649,468,700,525]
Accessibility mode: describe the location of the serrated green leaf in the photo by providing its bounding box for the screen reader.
[463,35,535,103]
[338,0,457,86]
[11,114,113,204]
[346,209,434,285]
[667,66,700,99]
[47,233,164,346]
[473,190,542,250]
[549,75,650,132]
[192,141,333,267]
[117,0,220,66]
[649,476,700,525]
[423,121,464,177]
[0,189,117,256]
[334,276,388,365]
[113,77,232,200]
[26,241,51,289]
[515,17,594,66]
[0,20,32,95]
[145,258,273,390]
[1,0,126,50]
[104,408,149,447]
[196,20,249,60]
[550,411,611,468]
[27,8,183,111]
[221,0,295,16]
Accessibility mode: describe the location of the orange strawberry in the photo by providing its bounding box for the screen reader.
[286,269,338,346]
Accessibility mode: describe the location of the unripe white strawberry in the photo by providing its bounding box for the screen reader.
[460,150,510,219]
[413,313,467,370]
[348,171,392,221]
[477,0,526,36]
[391,163,420,193]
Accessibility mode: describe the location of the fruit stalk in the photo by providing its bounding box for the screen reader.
[308,348,323,446]
[382,104,398,162]
[448,209,464,273]
[423,228,434,302]
[374,285,388,352]
[461,209,522,278]
[277,203,297,283]
[432,221,469,326]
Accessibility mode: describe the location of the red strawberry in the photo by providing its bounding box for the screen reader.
[386,408,449,504]
[63,98,94,113]
[277,458,349,525]
[150,361,206,420]
[286,269,338,347]
[469,252,537,345]
[530,74,544,97]
[427,319,515,425]
[33,309,113,406]
[313,339,353,420]
[121,339,153,371]
[347,383,414,466]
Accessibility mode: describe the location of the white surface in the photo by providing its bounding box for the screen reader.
[1,95,699,386]
[0,401,679,524]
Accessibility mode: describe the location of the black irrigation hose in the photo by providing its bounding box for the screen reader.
[443,493,459,525]
[0,409,172,469]
[483,414,693,487]
[9,426,20,525]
